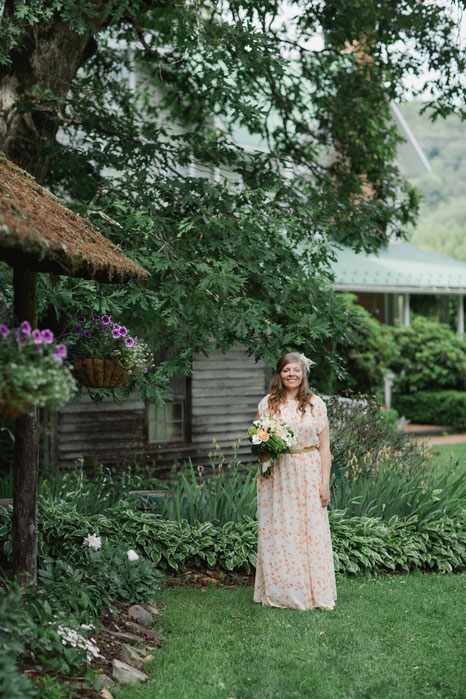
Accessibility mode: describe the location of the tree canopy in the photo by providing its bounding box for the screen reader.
[1,0,465,397]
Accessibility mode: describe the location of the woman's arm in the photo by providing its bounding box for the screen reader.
[318,423,331,507]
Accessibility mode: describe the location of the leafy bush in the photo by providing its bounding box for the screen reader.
[327,393,428,484]
[0,586,35,698]
[388,316,466,394]
[0,580,92,688]
[0,654,35,699]
[393,390,466,430]
[311,294,397,397]
[1,499,464,577]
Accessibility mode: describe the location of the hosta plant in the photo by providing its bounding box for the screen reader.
[0,322,76,413]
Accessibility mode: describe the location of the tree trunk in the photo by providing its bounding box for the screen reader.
[12,268,39,586]
[0,1,118,179]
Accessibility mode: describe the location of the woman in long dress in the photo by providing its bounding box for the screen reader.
[254,352,337,611]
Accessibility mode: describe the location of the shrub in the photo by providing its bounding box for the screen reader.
[393,390,466,430]
[327,393,428,484]
[1,499,464,576]
[311,294,396,397]
[0,580,91,684]
[387,316,466,394]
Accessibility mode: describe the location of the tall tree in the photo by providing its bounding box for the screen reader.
[1,1,465,391]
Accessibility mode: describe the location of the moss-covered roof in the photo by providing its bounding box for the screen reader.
[0,152,149,283]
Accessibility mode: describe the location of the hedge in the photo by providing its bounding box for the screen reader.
[393,390,466,430]
[1,500,465,576]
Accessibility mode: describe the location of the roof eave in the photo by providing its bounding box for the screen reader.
[334,284,466,295]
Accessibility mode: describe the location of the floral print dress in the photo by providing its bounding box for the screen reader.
[253,394,337,611]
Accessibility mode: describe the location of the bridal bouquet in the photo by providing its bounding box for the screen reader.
[247,415,297,477]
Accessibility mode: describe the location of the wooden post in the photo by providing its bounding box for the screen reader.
[456,294,464,338]
[12,268,40,586]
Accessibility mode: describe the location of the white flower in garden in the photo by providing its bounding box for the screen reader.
[252,434,262,445]
[127,549,139,561]
[82,533,102,550]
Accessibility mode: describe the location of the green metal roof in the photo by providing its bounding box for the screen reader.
[331,243,466,294]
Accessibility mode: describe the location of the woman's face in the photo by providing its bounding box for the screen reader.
[280,362,303,392]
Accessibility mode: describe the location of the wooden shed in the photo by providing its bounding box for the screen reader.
[0,151,149,582]
[45,346,271,475]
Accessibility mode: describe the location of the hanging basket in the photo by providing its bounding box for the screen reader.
[0,400,32,420]
[71,357,130,388]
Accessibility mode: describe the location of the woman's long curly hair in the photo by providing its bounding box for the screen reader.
[268,353,314,417]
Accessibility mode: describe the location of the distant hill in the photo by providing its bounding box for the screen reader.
[399,101,466,262]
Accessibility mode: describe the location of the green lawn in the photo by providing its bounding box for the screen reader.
[432,442,466,468]
[116,572,465,699]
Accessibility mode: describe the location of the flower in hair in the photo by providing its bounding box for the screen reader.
[298,353,316,373]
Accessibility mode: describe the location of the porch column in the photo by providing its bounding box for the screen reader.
[402,293,410,327]
[457,294,465,338]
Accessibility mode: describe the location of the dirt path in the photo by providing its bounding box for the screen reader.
[421,434,466,445]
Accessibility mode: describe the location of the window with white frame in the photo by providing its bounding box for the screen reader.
[147,371,189,444]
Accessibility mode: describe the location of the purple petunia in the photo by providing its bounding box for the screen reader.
[84,331,91,339]
[119,327,127,336]
[77,316,86,323]
[20,321,31,335]
[32,329,42,344]
[125,337,135,347]
[113,323,120,332]
[0,324,8,339]
[74,326,83,334]
[92,314,100,321]
[102,315,110,325]
[112,328,120,338]
[52,354,63,365]
[133,336,138,345]
[41,329,54,344]
[56,344,67,358]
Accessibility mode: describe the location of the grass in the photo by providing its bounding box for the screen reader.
[428,441,466,475]
[116,572,465,699]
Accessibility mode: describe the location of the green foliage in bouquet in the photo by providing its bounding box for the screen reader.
[247,416,296,476]
[0,322,76,411]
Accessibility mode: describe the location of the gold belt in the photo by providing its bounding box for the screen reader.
[289,445,317,454]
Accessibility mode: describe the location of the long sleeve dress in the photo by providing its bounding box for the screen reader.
[253,393,337,611]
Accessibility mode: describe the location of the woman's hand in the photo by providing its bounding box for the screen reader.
[319,482,330,508]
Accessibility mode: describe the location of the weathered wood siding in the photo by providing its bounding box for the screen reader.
[48,346,270,474]
[51,393,146,470]
[191,346,270,460]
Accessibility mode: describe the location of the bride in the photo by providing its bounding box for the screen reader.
[253,352,337,611]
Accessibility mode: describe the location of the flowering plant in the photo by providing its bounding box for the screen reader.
[0,322,77,412]
[66,313,154,375]
[247,415,297,477]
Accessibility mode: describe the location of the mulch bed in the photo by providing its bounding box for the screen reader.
[165,565,255,589]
